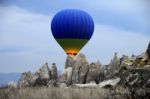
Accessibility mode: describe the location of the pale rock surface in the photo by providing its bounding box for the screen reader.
[50,63,58,80]
[86,61,101,83]
[72,53,89,84]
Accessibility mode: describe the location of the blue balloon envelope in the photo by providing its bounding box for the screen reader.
[51,9,94,57]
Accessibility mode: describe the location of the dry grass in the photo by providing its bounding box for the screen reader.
[0,86,146,99]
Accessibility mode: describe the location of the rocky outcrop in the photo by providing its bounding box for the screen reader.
[71,53,89,84]
[132,52,150,67]
[105,52,121,79]
[59,67,73,83]
[147,42,150,58]
[73,83,97,88]
[72,78,120,88]
[98,66,106,82]
[59,55,74,83]
[120,55,133,66]
[59,71,67,82]
[37,62,50,80]
[18,63,59,87]
[50,63,58,80]
[99,78,120,88]
[86,61,101,84]
[65,55,75,68]
[18,71,34,87]
[131,43,150,67]
[34,63,50,86]
[71,63,79,83]
[16,42,150,91]
[78,62,89,84]
[118,67,150,88]
[65,67,73,82]
[8,81,17,88]
[109,52,120,72]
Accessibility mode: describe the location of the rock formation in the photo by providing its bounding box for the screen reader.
[78,62,89,84]
[71,53,89,84]
[50,63,58,80]
[59,56,73,83]
[118,67,150,88]
[59,67,73,85]
[17,42,150,91]
[37,62,50,80]
[59,71,67,82]
[86,61,101,83]
[147,42,150,58]
[105,52,121,79]
[34,63,50,86]
[133,53,150,67]
[8,81,17,88]
[18,71,34,87]
[18,62,58,87]
[109,52,120,70]
[65,55,75,68]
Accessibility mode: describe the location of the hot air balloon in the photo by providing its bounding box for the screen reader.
[51,9,94,57]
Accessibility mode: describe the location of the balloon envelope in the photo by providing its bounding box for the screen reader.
[51,9,94,57]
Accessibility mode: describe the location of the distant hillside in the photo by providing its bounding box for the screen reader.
[0,73,21,87]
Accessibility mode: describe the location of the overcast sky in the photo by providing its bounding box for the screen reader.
[0,0,150,73]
